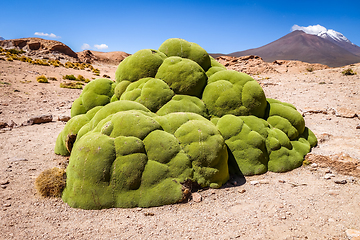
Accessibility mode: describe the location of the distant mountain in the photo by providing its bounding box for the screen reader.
[0,37,4,41]
[0,37,77,58]
[228,30,360,67]
[317,30,360,56]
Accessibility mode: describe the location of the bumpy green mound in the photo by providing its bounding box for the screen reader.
[115,49,166,83]
[155,57,207,97]
[71,78,116,117]
[55,38,317,209]
[158,38,211,71]
[203,70,267,118]
[62,111,229,209]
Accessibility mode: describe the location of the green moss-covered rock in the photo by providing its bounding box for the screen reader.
[119,77,174,112]
[202,70,267,118]
[156,95,208,118]
[266,128,309,172]
[55,106,102,156]
[158,38,211,71]
[206,56,227,77]
[55,37,318,209]
[214,115,270,175]
[155,57,207,98]
[71,78,116,117]
[62,110,229,209]
[115,49,167,83]
[265,98,305,140]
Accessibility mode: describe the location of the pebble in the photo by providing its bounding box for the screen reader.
[238,189,246,194]
[325,169,332,174]
[259,179,269,184]
[334,180,347,184]
[250,181,259,185]
[192,192,202,203]
[310,163,318,168]
[58,115,71,122]
[324,173,335,179]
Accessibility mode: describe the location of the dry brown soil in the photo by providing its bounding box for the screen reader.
[0,59,360,240]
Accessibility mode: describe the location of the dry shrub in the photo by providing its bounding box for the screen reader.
[35,167,66,197]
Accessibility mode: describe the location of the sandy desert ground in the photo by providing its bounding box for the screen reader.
[0,58,360,240]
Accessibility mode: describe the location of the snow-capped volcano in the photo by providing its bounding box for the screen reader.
[292,24,351,43]
[291,24,360,56]
[318,29,352,44]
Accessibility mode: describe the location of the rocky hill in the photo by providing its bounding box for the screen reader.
[77,50,130,65]
[216,55,329,75]
[0,38,129,65]
[0,38,78,60]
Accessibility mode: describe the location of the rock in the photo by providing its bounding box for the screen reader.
[310,163,318,168]
[259,179,270,184]
[346,229,360,239]
[0,121,8,128]
[324,173,335,179]
[22,114,53,126]
[356,124,360,130]
[238,189,246,194]
[143,212,155,216]
[250,181,259,185]
[335,108,358,118]
[334,180,347,184]
[192,192,202,203]
[58,115,71,122]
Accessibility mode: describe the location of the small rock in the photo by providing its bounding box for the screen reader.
[0,122,8,129]
[144,212,155,216]
[3,203,11,207]
[346,229,360,239]
[250,181,259,185]
[259,179,269,184]
[356,124,360,129]
[58,115,71,122]
[310,163,318,168]
[0,179,9,185]
[238,189,246,194]
[22,114,53,126]
[278,180,286,183]
[325,169,332,174]
[136,207,142,211]
[334,180,347,184]
[192,192,202,203]
[324,173,335,179]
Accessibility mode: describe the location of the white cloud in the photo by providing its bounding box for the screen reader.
[291,24,328,35]
[81,43,91,50]
[94,44,109,50]
[34,32,60,38]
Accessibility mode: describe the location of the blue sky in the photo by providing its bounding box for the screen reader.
[1,0,360,54]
